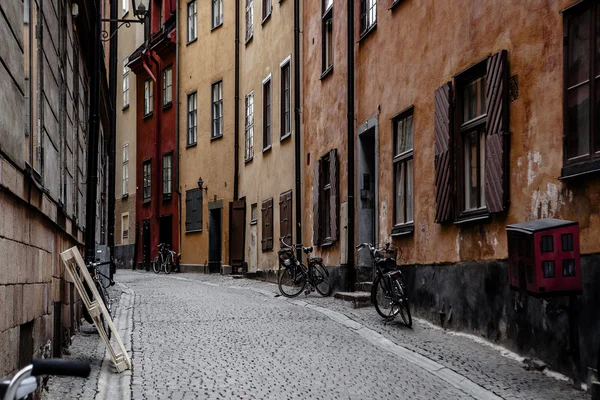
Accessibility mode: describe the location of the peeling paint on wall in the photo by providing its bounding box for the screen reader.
[379,199,388,243]
[530,182,572,220]
[527,151,542,187]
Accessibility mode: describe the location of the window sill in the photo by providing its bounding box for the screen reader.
[211,22,223,32]
[262,248,274,253]
[391,223,414,237]
[262,145,272,153]
[280,132,291,142]
[122,104,130,111]
[163,194,172,202]
[142,198,151,205]
[143,112,153,120]
[560,158,600,180]
[389,0,404,11]
[187,37,198,46]
[245,34,253,45]
[320,65,334,80]
[358,23,377,43]
[454,211,490,225]
[245,156,253,164]
[250,220,257,225]
[121,193,129,199]
[186,142,197,149]
[163,102,173,111]
[262,12,272,25]
[211,134,223,142]
[320,239,335,248]
[186,229,203,234]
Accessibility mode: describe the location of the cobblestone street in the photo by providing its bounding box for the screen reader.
[43,270,589,399]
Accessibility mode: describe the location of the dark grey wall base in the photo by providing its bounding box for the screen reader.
[114,244,135,269]
[179,264,209,274]
[401,254,600,380]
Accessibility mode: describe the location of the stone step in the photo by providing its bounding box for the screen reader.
[334,291,372,309]
[355,281,372,292]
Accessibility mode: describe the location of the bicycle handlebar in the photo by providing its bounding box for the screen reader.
[31,359,90,378]
[89,260,111,267]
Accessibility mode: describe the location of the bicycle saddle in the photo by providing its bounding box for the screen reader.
[303,246,313,254]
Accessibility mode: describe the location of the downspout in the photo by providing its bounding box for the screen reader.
[142,53,161,226]
[175,1,182,255]
[346,0,356,291]
[234,0,240,200]
[293,0,302,260]
[108,0,118,277]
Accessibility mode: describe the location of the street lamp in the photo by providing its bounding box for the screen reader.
[132,0,150,21]
[101,0,148,42]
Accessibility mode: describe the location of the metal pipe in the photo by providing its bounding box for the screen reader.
[346,0,356,291]
[234,0,240,201]
[107,0,118,277]
[145,51,162,226]
[293,0,302,261]
[175,0,182,257]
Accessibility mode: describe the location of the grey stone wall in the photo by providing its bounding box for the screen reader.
[114,244,135,270]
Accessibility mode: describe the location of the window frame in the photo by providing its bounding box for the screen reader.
[187,91,198,146]
[122,57,130,109]
[280,57,292,140]
[391,107,414,235]
[122,143,129,197]
[187,0,198,43]
[250,203,258,225]
[561,1,600,178]
[322,2,333,76]
[122,0,129,15]
[212,0,223,29]
[262,74,272,151]
[162,152,173,200]
[162,66,173,107]
[185,188,203,233]
[359,0,377,38]
[246,0,254,42]
[245,91,255,161]
[211,80,224,139]
[144,79,153,116]
[262,0,272,23]
[142,159,152,203]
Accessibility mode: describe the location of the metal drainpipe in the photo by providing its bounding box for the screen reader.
[346,0,356,292]
[293,0,302,261]
[175,1,182,256]
[234,0,240,201]
[107,0,118,277]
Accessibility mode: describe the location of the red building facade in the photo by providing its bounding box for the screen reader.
[129,0,178,267]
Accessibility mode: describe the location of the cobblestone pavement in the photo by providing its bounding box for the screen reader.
[43,270,589,400]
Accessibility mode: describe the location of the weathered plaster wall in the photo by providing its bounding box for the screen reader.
[302,0,349,268]
[178,0,235,267]
[353,0,600,265]
[238,0,296,272]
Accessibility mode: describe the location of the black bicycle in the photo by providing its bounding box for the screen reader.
[357,242,412,327]
[81,259,114,340]
[153,243,175,274]
[277,239,332,298]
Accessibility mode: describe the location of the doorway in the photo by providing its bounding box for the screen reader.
[229,200,246,273]
[208,206,222,273]
[357,120,378,270]
[159,214,173,249]
[142,219,151,269]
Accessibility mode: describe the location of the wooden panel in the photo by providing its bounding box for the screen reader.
[329,149,339,241]
[229,200,246,267]
[485,50,509,213]
[279,191,292,245]
[434,82,454,223]
[313,160,321,245]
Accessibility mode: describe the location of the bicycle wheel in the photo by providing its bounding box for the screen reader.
[278,266,306,297]
[372,275,400,319]
[153,255,160,273]
[392,279,412,328]
[164,254,173,274]
[312,262,332,297]
[95,283,112,340]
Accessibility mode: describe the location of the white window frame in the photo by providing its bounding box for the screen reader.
[123,57,130,108]
[212,0,223,28]
[262,74,272,150]
[162,153,173,197]
[188,0,198,42]
[121,212,130,245]
[163,67,173,106]
[122,143,129,196]
[245,91,254,161]
[187,92,197,145]
[245,0,254,41]
[280,55,292,139]
[144,79,153,116]
[122,0,129,15]
[212,81,223,139]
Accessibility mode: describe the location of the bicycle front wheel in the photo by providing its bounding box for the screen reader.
[95,282,112,340]
[164,255,173,274]
[153,256,160,273]
[312,262,332,297]
[278,266,306,298]
[394,278,412,328]
[372,275,399,319]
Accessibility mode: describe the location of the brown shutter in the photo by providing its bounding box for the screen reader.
[229,200,246,267]
[267,198,274,250]
[279,191,292,246]
[261,199,268,251]
[313,160,321,245]
[329,149,339,241]
[434,82,454,223]
[485,50,509,214]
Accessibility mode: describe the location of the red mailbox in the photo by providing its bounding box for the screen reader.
[506,218,581,296]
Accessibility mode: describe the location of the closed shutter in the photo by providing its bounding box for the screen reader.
[313,160,321,245]
[261,198,273,251]
[185,191,192,231]
[434,82,454,224]
[279,191,292,245]
[196,189,203,229]
[185,189,202,232]
[267,198,273,250]
[329,149,339,241]
[485,50,509,214]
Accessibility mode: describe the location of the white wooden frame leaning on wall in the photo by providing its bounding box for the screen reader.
[60,246,132,373]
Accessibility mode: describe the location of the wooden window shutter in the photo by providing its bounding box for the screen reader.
[196,189,203,229]
[267,198,274,250]
[329,149,339,241]
[485,50,510,214]
[279,191,292,245]
[185,191,192,231]
[261,199,268,251]
[434,82,454,223]
[313,160,322,245]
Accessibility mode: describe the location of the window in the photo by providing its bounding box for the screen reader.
[281,60,291,139]
[359,0,376,36]
[263,76,272,149]
[122,0,129,14]
[563,3,600,173]
[262,0,271,22]
[562,233,574,251]
[279,191,292,244]
[212,0,223,28]
[185,189,203,232]
[541,235,554,253]
[122,144,129,196]
[250,203,258,224]
[392,109,414,232]
[187,92,197,145]
[163,67,173,106]
[322,0,333,73]
[543,261,555,278]
[261,198,274,251]
[123,57,130,108]
[212,81,223,138]
[162,153,172,198]
[144,79,153,116]
[188,0,197,42]
[245,92,255,160]
[433,50,509,224]
[143,160,151,202]
[246,0,254,41]
[121,213,129,245]
[313,149,339,245]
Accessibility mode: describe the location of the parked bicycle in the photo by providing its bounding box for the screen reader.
[0,358,90,400]
[81,258,114,339]
[356,242,412,327]
[277,239,332,297]
[153,243,176,274]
